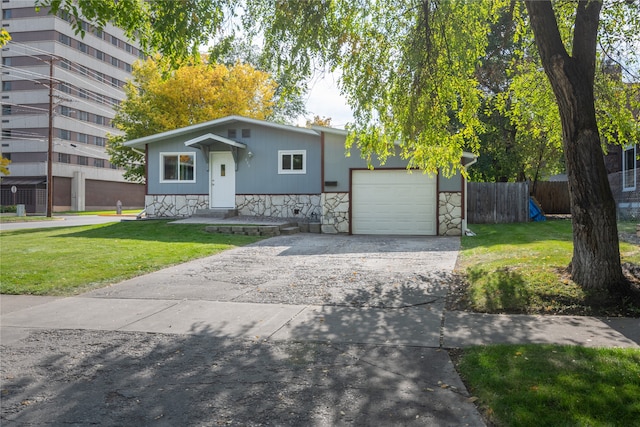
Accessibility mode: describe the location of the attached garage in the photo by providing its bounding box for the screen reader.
[351,169,437,235]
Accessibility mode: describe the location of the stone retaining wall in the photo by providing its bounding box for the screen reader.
[236,194,321,220]
[145,195,208,218]
[439,192,462,236]
[321,192,349,234]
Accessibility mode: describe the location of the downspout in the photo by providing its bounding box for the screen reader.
[462,156,478,235]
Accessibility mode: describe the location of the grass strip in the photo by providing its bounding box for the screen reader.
[0,220,262,295]
[457,344,640,427]
[458,220,640,315]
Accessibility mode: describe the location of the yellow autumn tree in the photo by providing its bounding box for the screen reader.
[107,57,276,182]
[0,156,10,176]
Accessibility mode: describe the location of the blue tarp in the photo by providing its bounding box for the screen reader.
[529,197,546,222]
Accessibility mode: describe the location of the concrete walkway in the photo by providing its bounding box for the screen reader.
[2,294,638,349]
[1,234,638,426]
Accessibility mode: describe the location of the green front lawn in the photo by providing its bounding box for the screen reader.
[457,344,640,426]
[0,221,262,295]
[457,220,640,316]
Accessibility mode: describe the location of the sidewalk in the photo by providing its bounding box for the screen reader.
[2,294,638,348]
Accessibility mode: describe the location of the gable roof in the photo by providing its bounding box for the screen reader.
[124,115,318,149]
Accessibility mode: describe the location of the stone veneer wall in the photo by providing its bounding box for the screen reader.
[236,194,321,219]
[439,192,462,236]
[145,195,209,217]
[321,192,349,234]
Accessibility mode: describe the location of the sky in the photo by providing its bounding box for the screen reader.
[297,71,354,129]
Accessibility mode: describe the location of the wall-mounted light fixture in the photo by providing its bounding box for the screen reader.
[247,151,254,158]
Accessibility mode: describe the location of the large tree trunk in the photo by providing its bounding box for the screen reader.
[525,1,627,296]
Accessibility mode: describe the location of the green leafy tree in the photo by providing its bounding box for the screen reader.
[107,57,276,183]
[473,3,565,184]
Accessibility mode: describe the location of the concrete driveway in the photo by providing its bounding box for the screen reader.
[1,234,487,426]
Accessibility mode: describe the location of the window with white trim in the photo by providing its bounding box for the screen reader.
[278,150,306,174]
[161,153,195,182]
[623,144,637,191]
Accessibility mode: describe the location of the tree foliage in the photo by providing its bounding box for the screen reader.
[306,116,332,128]
[208,38,308,124]
[0,28,10,46]
[0,156,10,176]
[37,0,226,59]
[107,58,276,182]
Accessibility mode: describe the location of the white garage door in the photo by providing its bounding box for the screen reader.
[351,169,437,235]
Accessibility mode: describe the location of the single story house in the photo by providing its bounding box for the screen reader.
[124,115,476,235]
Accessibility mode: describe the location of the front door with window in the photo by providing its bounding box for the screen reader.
[210,151,236,208]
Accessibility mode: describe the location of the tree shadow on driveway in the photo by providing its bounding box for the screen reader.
[1,281,484,426]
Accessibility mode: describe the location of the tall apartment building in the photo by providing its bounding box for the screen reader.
[1,0,144,213]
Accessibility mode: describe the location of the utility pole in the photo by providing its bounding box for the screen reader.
[46,58,54,217]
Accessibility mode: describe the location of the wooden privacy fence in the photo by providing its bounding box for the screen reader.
[532,181,571,214]
[467,182,530,223]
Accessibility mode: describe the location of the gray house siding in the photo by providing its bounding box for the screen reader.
[439,174,462,192]
[323,131,464,192]
[147,139,208,195]
[146,123,321,196]
[230,124,322,194]
[323,132,410,192]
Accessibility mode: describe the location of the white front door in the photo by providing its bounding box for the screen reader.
[210,151,236,208]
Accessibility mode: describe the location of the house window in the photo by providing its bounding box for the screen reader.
[95,137,106,146]
[227,129,237,139]
[77,133,87,143]
[77,155,88,165]
[242,128,251,138]
[2,105,10,115]
[94,158,104,168]
[161,152,195,182]
[623,145,636,191]
[78,41,87,53]
[2,81,11,91]
[58,153,71,163]
[278,150,306,174]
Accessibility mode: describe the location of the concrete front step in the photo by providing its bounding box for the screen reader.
[204,222,320,237]
[280,226,300,235]
[192,209,238,219]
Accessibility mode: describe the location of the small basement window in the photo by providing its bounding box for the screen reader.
[161,152,195,182]
[278,150,306,174]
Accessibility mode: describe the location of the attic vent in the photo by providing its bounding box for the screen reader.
[242,128,251,138]
[227,129,237,139]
